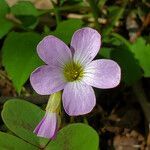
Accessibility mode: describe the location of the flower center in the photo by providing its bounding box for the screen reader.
[63,61,84,82]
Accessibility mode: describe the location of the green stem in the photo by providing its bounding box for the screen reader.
[54,7,61,25]
[51,1,61,25]
[132,80,150,123]
[70,117,75,123]
[83,117,89,125]
[88,0,100,30]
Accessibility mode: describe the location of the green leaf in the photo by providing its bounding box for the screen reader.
[1,100,99,149]
[0,131,38,150]
[1,99,49,147]
[2,32,43,93]
[0,0,13,38]
[51,19,83,44]
[46,123,99,150]
[11,1,38,16]
[99,47,112,58]
[10,1,39,29]
[112,33,150,78]
[17,15,39,29]
[111,33,143,84]
[0,0,9,17]
[111,46,142,85]
[130,38,150,77]
[111,33,131,48]
[0,18,13,39]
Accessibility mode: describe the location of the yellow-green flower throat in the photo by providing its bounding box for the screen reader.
[63,61,84,82]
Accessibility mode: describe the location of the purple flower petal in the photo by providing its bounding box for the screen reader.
[62,82,96,116]
[71,27,101,65]
[37,35,72,66]
[30,65,66,95]
[83,59,121,89]
[34,112,58,139]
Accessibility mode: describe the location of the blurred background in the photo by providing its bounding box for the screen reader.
[0,0,150,149]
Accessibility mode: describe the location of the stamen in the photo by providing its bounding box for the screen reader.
[63,61,84,82]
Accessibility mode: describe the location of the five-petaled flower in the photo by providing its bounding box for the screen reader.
[30,27,121,116]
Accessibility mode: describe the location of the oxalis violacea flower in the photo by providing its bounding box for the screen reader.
[30,27,121,116]
[34,92,61,139]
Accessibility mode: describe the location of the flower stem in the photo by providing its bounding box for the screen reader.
[132,80,150,123]
[83,117,89,125]
[70,116,75,123]
[88,0,100,30]
[46,91,62,113]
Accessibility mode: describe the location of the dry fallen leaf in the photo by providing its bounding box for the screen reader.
[113,135,140,150]
[5,0,56,10]
[34,0,54,10]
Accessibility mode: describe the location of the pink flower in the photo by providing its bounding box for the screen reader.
[30,27,121,116]
[34,112,58,139]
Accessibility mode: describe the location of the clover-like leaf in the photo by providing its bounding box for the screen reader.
[1,99,49,147]
[2,100,99,150]
[2,32,43,93]
[0,131,38,150]
[46,123,99,150]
